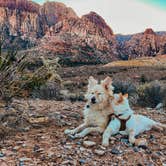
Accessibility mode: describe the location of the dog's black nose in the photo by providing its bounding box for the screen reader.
[86,105,90,108]
[91,97,96,104]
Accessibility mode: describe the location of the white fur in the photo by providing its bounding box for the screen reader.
[64,76,114,138]
[102,93,166,146]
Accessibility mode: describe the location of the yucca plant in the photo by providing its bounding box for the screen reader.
[0,33,62,102]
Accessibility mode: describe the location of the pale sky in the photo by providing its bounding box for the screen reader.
[33,0,166,34]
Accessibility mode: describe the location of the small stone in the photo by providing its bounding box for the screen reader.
[33,145,40,152]
[83,141,96,147]
[19,161,24,166]
[48,152,54,158]
[80,147,86,151]
[111,148,122,155]
[145,149,152,154]
[64,145,72,149]
[121,138,129,144]
[67,134,76,140]
[156,151,162,156]
[135,138,148,147]
[138,145,148,150]
[33,145,44,153]
[19,157,32,161]
[22,144,27,147]
[61,160,71,165]
[152,152,160,160]
[79,159,86,164]
[0,152,5,157]
[149,135,155,141]
[110,137,116,141]
[76,141,82,145]
[99,146,106,150]
[13,146,20,151]
[16,141,24,145]
[155,103,163,110]
[146,107,153,110]
[94,149,105,156]
[23,127,30,131]
[0,101,5,108]
[133,147,140,152]
[110,140,115,144]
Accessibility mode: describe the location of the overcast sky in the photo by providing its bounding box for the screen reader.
[33,0,166,34]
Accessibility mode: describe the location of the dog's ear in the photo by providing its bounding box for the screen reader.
[101,76,113,90]
[88,76,97,89]
[117,93,123,103]
[123,93,128,98]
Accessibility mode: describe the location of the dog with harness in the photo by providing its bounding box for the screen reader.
[102,93,166,146]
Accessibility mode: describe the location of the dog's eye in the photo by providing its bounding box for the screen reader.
[91,92,94,94]
[98,93,102,95]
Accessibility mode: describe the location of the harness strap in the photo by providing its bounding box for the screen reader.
[108,114,131,131]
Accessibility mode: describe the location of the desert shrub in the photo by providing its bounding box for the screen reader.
[137,81,166,108]
[0,34,62,101]
[59,89,85,102]
[31,82,61,100]
[112,80,138,105]
[140,74,148,83]
[113,80,137,95]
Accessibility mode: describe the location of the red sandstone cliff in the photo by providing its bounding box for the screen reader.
[0,0,166,64]
[118,28,166,59]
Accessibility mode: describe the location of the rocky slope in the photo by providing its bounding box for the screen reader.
[118,28,166,59]
[0,0,118,64]
[0,0,166,64]
[40,10,118,64]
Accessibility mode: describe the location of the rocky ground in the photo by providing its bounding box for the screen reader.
[0,99,165,166]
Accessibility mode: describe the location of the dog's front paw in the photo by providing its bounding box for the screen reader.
[74,133,83,138]
[119,131,127,135]
[135,138,147,147]
[102,141,109,147]
[64,129,75,135]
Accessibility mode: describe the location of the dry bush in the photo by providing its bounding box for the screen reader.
[31,82,61,100]
[113,80,137,95]
[112,80,138,105]
[0,34,62,101]
[137,81,166,108]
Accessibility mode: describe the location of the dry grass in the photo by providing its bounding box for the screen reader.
[104,55,166,68]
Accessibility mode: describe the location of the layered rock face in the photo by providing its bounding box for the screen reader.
[0,0,166,64]
[0,0,118,64]
[41,11,118,64]
[0,1,78,38]
[0,0,40,37]
[119,28,166,59]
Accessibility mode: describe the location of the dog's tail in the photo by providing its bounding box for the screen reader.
[154,122,166,131]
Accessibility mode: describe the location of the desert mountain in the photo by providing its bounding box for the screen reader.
[118,28,166,59]
[0,0,166,65]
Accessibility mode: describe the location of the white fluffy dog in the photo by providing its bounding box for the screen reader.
[64,76,114,138]
[102,93,166,146]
